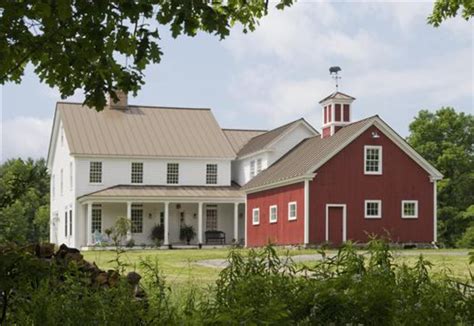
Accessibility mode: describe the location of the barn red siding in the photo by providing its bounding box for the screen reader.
[247,182,305,247]
[309,125,434,244]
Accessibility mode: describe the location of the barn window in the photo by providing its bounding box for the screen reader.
[252,208,260,225]
[91,204,102,233]
[364,146,382,175]
[167,163,179,184]
[250,160,256,178]
[256,159,263,174]
[402,200,418,218]
[269,205,278,223]
[365,200,382,219]
[131,162,144,184]
[288,202,297,220]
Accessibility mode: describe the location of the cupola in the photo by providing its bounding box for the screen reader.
[319,91,355,138]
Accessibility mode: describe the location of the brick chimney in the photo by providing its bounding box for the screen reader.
[108,90,128,109]
[319,91,355,138]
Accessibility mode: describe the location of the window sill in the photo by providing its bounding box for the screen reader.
[269,220,277,224]
[252,222,260,226]
[288,217,297,221]
[364,172,382,175]
[402,216,418,219]
[364,216,382,219]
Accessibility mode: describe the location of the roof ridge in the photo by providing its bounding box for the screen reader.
[57,101,211,111]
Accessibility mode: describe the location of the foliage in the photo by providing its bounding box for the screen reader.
[0,0,293,110]
[2,241,473,324]
[150,224,164,246]
[457,224,474,248]
[407,108,474,246]
[429,0,474,26]
[179,224,196,244]
[0,158,50,244]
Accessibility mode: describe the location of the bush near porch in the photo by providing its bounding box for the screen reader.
[2,241,473,324]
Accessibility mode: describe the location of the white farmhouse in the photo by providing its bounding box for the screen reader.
[47,92,318,248]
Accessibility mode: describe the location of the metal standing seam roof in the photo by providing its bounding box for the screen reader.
[236,118,312,158]
[79,184,245,200]
[222,128,267,154]
[57,103,236,158]
[242,116,379,190]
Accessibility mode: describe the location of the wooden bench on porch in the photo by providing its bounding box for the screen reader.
[205,230,226,245]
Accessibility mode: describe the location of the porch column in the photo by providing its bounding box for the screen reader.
[126,201,132,241]
[233,203,239,243]
[86,202,93,246]
[198,202,203,244]
[164,202,169,245]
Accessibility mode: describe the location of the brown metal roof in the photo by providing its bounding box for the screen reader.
[223,129,267,154]
[236,119,311,158]
[242,116,378,190]
[58,103,236,158]
[79,184,245,200]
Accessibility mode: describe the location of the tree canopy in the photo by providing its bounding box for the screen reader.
[0,158,50,243]
[0,0,293,110]
[407,108,474,246]
[428,0,474,26]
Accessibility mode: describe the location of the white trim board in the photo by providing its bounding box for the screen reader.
[325,204,347,243]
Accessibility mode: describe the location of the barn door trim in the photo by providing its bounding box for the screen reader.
[325,204,347,243]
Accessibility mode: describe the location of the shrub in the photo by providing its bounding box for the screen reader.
[150,224,164,246]
[457,225,474,248]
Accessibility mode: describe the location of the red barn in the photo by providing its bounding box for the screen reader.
[243,92,443,247]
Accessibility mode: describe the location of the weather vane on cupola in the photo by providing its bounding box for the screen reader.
[329,66,342,91]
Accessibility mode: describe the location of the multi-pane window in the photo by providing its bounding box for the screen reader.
[364,146,382,174]
[252,208,260,225]
[131,204,143,233]
[91,204,102,233]
[64,211,68,237]
[288,202,297,220]
[206,207,218,230]
[60,169,64,196]
[52,174,55,199]
[402,200,418,218]
[365,200,382,218]
[269,205,278,223]
[256,159,262,174]
[69,209,73,236]
[167,163,179,184]
[131,162,144,184]
[69,162,73,191]
[250,160,256,178]
[206,164,218,184]
[89,161,102,183]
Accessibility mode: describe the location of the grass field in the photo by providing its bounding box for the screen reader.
[83,248,473,290]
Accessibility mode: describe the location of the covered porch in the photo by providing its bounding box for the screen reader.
[78,184,246,248]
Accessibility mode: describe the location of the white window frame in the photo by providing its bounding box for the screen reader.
[250,160,256,178]
[269,205,278,223]
[166,163,179,184]
[365,200,382,219]
[402,200,418,219]
[89,161,103,184]
[206,164,218,185]
[288,201,297,221]
[256,159,262,174]
[364,145,383,175]
[131,162,144,184]
[252,208,260,225]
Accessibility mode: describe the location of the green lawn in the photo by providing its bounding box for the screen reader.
[83,248,472,291]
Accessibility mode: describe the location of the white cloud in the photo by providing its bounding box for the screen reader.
[1,117,52,161]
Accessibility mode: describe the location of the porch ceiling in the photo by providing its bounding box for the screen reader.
[78,183,245,202]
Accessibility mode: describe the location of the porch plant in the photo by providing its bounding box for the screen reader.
[150,224,164,247]
[179,224,196,245]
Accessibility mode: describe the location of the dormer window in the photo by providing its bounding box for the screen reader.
[364,146,382,175]
[256,159,262,174]
[250,160,256,178]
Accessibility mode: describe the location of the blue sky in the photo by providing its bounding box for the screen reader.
[1,1,472,160]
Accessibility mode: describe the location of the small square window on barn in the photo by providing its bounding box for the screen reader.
[402,200,418,219]
[288,202,297,221]
[252,208,260,225]
[365,200,382,219]
[364,146,382,175]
